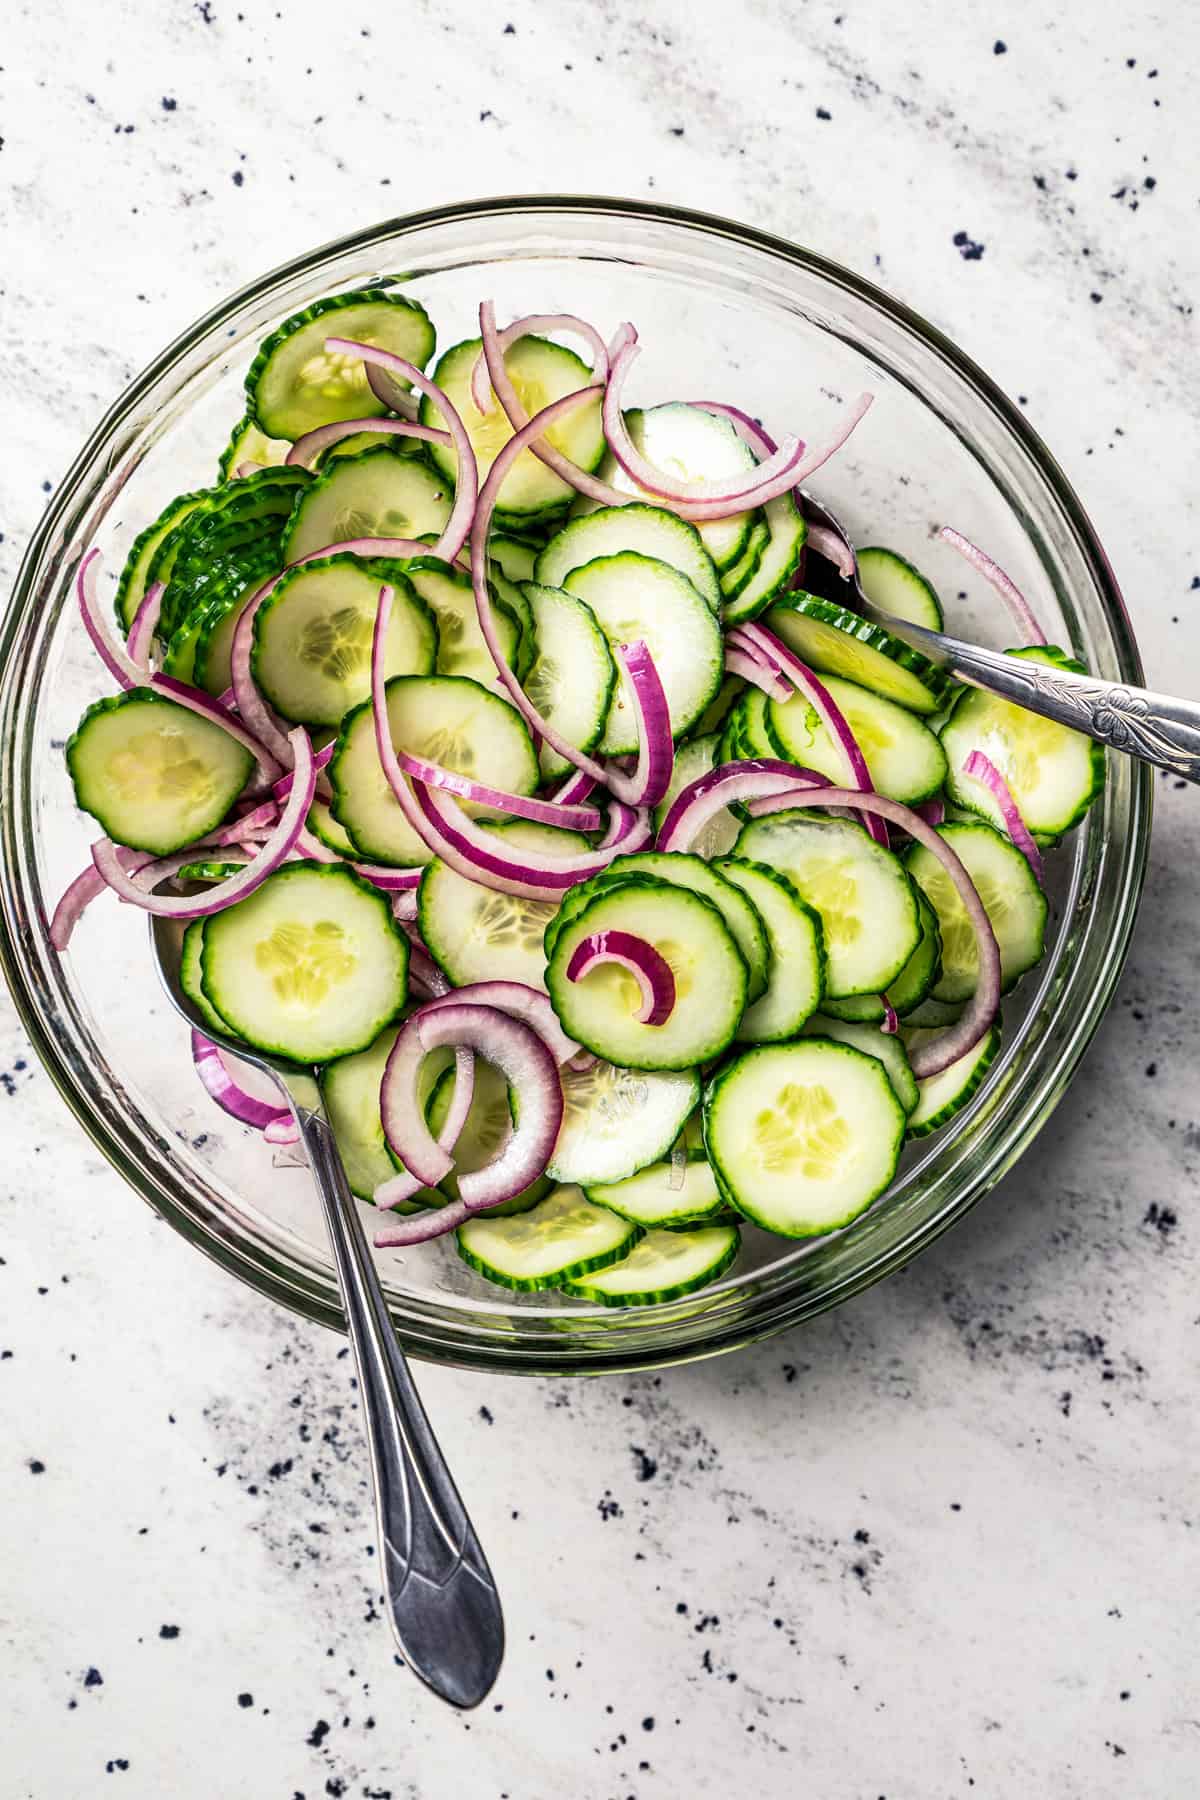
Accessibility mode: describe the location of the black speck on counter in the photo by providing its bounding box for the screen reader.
[237,1692,253,1708]
[84,1668,104,1688]
[642,1716,655,1731]
[195,2,215,21]
[1091,292,1103,304]
[503,19,515,29]
[306,1719,330,1748]
[631,1446,657,1482]
[669,126,685,137]
[953,231,986,261]
[994,39,1007,53]
[479,1404,493,1424]
[104,1759,130,1774]
[1143,1203,1177,1237]
[161,96,177,111]
[158,1625,180,1640]
[598,1492,622,1520]
[28,1458,45,1474]
[1145,1062,1158,1077]
[232,170,244,187]
[816,107,832,121]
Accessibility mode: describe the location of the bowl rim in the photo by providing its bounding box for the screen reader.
[0,194,1151,1373]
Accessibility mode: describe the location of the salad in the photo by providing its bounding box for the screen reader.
[51,286,1104,1306]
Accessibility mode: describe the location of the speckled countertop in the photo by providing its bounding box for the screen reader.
[2,2,1198,1795]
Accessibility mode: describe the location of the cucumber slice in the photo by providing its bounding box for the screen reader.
[901,994,965,1029]
[722,492,807,626]
[939,646,1105,840]
[801,1017,919,1115]
[905,821,1047,1002]
[487,564,537,680]
[402,556,521,697]
[546,1061,700,1187]
[245,290,436,439]
[704,1040,905,1237]
[330,673,539,867]
[520,582,617,780]
[719,517,768,600]
[283,447,451,564]
[545,851,770,1005]
[456,1184,640,1291]
[557,552,722,753]
[306,797,357,857]
[691,674,745,738]
[766,674,948,804]
[193,557,280,697]
[322,1026,441,1207]
[856,547,944,631]
[535,503,721,613]
[546,880,748,1071]
[652,733,739,858]
[252,556,436,728]
[487,534,540,583]
[821,888,942,1023]
[562,1223,739,1306]
[200,864,408,1063]
[155,473,309,640]
[418,819,590,990]
[420,336,604,522]
[734,687,776,758]
[903,1024,1001,1136]
[115,488,213,632]
[425,1058,548,1216]
[66,689,253,854]
[713,858,825,1043]
[579,405,755,572]
[734,810,920,998]
[181,919,235,1038]
[218,413,291,481]
[583,1157,726,1228]
[766,592,952,714]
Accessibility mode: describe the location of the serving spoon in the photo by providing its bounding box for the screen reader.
[150,916,504,1709]
[799,492,1200,785]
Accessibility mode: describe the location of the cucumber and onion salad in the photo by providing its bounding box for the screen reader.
[53,282,1104,1308]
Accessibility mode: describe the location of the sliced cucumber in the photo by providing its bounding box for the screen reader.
[691,673,745,738]
[766,673,948,804]
[722,491,807,625]
[252,556,436,727]
[557,553,722,753]
[713,857,825,1043]
[652,732,739,858]
[535,503,721,613]
[181,919,234,1038]
[580,405,755,572]
[704,1040,905,1236]
[734,810,920,998]
[487,535,540,583]
[401,556,520,697]
[115,488,213,632]
[200,864,408,1063]
[546,1062,700,1187]
[546,880,748,1071]
[520,582,617,780]
[322,1026,441,1207]
[821,888,942,1023]
[331,673,538,867]
[487,564,537,681]
[939,646,1105,840]
[904,1023,1001,1136]
[418,819,590,990]
[306,797,357,857]
[245,290,436,439]
[562,1223,739,1306]
[856,547,944,631]
[766,592,951,714]
[545,851,770,1005]
[218,413,291,481]
[901,995,966,1029]
[905,821,1047,1002]
[66,689,253,854]
[283,447,451,564]
[456,1184,640,1291]
[583,1157,726,1228]
[192,558,279,696]
[426,1057,548,1216]
[802,1017,919,1115]
[154,470,310,637]
[719,517,768,601]
[420,335,604,522]
[733,687,775,758]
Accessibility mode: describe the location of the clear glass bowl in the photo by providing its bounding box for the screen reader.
[0,198,1150,1373]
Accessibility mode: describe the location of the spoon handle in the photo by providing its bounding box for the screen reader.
[882,618,1200,785]
[290,1098,505,1709]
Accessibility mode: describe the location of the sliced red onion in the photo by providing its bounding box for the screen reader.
[391,749,602,831]
[285,415,451,471]
[365,363,421,419]
[324,336,478,565]
[353,862,424,893]
[76,548,145,689]
[227,571,298,772]
[724,647,792,702]
[938,526,1048,647]
[746,788,1001,1077]
[272,739,335,802]
[658,393,875,525]
[375,1043,475,1210]
[126,581,165,668]
[962,750,1045,883]
[805,521,857,581]
[264,1114,301,1145]
[604,342,804,504]
[375,1003,562,1239]
[294,824,339,864]
[191,1030,292,1132]
[149,672,282,789]
[417,980,581,1066]
[412,780,651,901]
[913,797,946,828]
[731,622,889,847]
[470,309,610,414]
[688,400,782,461]
[49,845,152,950]
[290,534,436,567]
[90,728,316,919]
[611,641,676,808]
[880,999,900,1036]
[567,930,676,1026]
[406,940,450,998]
[391,890,419,922]
[657,758,830,854]
[547,768,597,807]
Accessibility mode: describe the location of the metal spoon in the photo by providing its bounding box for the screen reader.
[799,491,1200,785]
[150,916,504,1709]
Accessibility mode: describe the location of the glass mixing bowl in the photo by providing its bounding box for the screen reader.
[0,198,1150,1373]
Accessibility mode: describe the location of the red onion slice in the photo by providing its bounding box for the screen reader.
[412,780,652,901]
[76,548,145,689]
[880,999,900,1036]
[567,930,676,1026]
[657,757,830,854]
[375,1002,563,1241]
[962,750,1045,883]
[227,571,294,769]
[724,647,792,702]
[417,980,581,1066]
[49,845,153,949]
[289,535,436,567]
[126,581,165,669]
[939,527,1048,647]
[375,1044,475,1210]
[391,890,419,922]
[90,728,316,919]
[264,1114,301,1146]
[324,336,479,565]
[913,798,946,829]
[805,521,857,581]
[471,308,610,414]
[365,363,420,419]
[191,1029,292,1132]
[391,749,602,832]
[271,739,335,802]
[548,768,597,807]
[285,415,452,471]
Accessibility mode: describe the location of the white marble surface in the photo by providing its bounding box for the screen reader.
[3,2,1199,1795]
